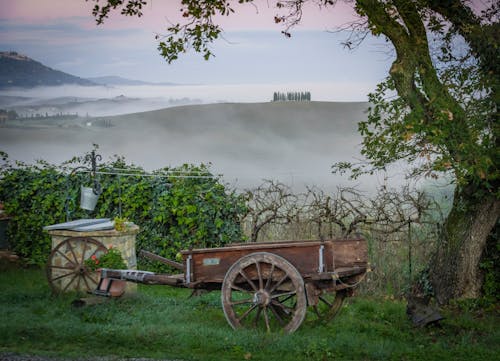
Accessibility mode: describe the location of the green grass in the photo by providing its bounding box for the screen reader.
[0,261,498,361]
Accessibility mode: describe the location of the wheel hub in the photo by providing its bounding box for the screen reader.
[253,290,271,306]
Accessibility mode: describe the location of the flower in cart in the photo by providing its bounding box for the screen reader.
[84,246,127,271]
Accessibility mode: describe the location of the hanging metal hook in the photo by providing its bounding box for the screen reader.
[64,149,104,219]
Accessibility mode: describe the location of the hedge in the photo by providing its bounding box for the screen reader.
[0,149,246,270]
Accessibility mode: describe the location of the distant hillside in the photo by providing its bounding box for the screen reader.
[87,76,176,86]
[0,51,97,88]
[107,101,368,145]
[0,101,369,190]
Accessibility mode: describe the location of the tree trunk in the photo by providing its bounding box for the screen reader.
[429,186,500,305]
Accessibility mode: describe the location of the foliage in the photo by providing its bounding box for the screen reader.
[332,1,499,198]
[330,0,499,303]
[86,1,498,193]
[84,246,127,271]
[240,180,442,297]
[0,154,71,265]
[0,148,246,267]
[0,109,18,120]
[113,216,129,232]
[272,91,311,102]
[88,0,252,62]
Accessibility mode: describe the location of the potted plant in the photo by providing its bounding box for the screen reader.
[113,216,130,232]
[85,246,127,297]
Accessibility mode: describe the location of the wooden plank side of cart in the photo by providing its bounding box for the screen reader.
[180,238,368,286]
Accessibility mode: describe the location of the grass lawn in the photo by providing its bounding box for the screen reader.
[0,260,498,361]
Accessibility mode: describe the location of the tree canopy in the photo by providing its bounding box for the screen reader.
[86,0,499,304]
[87,0,498,192]
[338,0,498,198]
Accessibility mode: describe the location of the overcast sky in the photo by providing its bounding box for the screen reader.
[0,0,395,100]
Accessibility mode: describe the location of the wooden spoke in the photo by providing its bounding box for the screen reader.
[51,271,77,282]
[48,265,76,271]
[308,289,347,322]
[271,291,296,299]
[231,284,253,294]
[271,299,294,313]
[268,273,289,294]
[230,298,254,306]
[238,270,258,292]
[237,304,258,322]
[62,273,78,293]
[80,238,88,265]
[82,274,92,291]
[275,294,294,304]
[319,295,333,308]
[67,238,78,265]
[55,249,76,267]
[88,247,102,260]
[46,237,107,294]
[255,261,263,290]
[263,306,271,332]
[221,252,307,334]
[253,307,262,327]
[269,304,286,326]
[86,272,99,285]
[75,272,81,291]
[265,263,275,290]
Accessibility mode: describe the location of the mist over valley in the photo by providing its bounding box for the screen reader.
[0,92,373,191]
[0,53,391,191]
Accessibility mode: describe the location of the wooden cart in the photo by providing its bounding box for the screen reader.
[47,237,368,333]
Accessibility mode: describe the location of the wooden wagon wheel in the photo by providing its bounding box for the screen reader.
[221,252,307,334]
[46,237,107,294]
[310,288,347,322]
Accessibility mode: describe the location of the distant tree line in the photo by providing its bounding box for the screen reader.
[272,91,311,102]
[20,112,79,120]
[0,109,18,121]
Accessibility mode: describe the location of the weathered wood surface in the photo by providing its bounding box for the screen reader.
[140,250,184,271]
[182,238,367,284]
[183,241,322,284]
[331,239,368,268]
[100,269,184,286]
[221,252,308,334]
[98,238,368,289]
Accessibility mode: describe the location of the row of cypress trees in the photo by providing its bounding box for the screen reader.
[272,91,311,102]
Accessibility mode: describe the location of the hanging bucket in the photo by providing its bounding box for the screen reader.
[80,186,99,211]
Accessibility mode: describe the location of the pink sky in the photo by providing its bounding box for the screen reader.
[0,0,390,90]
[1,0,357,31]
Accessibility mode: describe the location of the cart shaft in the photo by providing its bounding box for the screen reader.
[100,269,184,286]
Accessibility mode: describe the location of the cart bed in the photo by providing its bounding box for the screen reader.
[181,238,367,286]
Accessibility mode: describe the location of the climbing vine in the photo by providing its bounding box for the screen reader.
[0,149,246,268]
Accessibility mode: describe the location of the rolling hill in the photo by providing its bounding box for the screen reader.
[0,101,368,190]
[0,51,97,88]
[86,76,176,86]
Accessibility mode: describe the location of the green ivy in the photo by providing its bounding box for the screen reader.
[0,150,246,269]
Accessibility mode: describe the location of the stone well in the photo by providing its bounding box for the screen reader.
[47,224,139,294]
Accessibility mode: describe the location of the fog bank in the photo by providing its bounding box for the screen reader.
[0,101,380,191]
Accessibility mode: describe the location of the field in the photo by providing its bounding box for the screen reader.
[1,260,498,361]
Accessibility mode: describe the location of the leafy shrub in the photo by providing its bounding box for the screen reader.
[0,149,246,268]
[84,246,127,271]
